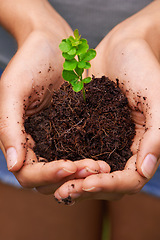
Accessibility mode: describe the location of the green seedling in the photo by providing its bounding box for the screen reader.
[59,29,96,101]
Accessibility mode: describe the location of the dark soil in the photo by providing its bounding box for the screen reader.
[25,76,135,172]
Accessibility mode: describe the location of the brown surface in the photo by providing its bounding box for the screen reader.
[1,182,160,240]
[25,76,135,172]
[0,182,103,240]
[108,192,160,240]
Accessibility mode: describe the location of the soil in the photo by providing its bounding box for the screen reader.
[25,76,135,172]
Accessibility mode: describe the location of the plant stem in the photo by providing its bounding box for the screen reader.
[82,85,86,102]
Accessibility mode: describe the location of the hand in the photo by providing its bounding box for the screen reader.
[54,1,160,204]
[0,0,110,191]
[0,0,78,188]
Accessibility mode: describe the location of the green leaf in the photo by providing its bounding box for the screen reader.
[76,39,89,55]
[62,70,78,81]
[74,29,80,40]
[69,36,74,42]
[72,81,83,92]
[73,40,82,46]
[59,40,72,52]
[82,77,91,83]
[72,41,79,47]
[78,61,86,68]
[63,59,77,70]
[69,36,81,46]
[84,62,91,69]
[80,49,96,61]
[75,66,84,76]
[70,79,79,86]
[66,38,72,44]
[80,38,88,45]
[62,52,76,60]
[68,47,77,55]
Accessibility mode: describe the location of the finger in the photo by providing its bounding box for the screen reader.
[82,156,147,194]
[73,159,110,179]
[53,177,122,204]
[26,84,54,116]
[53,156,143,203]
[0,84,27,171]
[36,159,111,195]
[14,148,77,188]
[97,160,111,173]
[136,95,160,179]
[54,179,86,205]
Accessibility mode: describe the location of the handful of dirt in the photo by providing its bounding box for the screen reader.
[25,76,135,172]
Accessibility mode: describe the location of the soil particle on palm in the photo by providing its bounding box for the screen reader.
[25,76,135,172]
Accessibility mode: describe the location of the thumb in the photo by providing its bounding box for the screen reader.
[137,103,160,179]
[0,91,27,172]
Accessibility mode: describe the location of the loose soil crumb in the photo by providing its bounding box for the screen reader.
[25,76,135,172]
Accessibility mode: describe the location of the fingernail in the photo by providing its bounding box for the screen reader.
[78,167,99,177]
[141,154,157,179]
[62,168,75,173]
[6,147,17,170]
[82,187,102,192]
[57,168,75,177]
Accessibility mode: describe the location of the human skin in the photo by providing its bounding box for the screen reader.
[0,0,110,189]
[53,0,160,203]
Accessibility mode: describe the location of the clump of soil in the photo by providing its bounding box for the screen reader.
[25,76,135,172]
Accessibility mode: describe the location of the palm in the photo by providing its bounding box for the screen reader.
[90,34,160,157]
[2,33,65,115]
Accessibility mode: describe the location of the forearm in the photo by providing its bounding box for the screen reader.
[0,0,71,46]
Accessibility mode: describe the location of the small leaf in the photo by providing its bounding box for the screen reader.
[72,81,83,92]
[69,36,74,42]
[72,40,81,46]
[68,47,77,55]
[84,62,91,69]
[62,70,78,81]
[80,49,96,61]
[59,40,72,52]
[76,39,89,55]
[80,38,88,46]
[75,66,84,76]
[70,79,79,86]
[66,38,72,44]
[62,52,76,60]
[74,29,80,40]
[63,59,77,70]
[69,36,81,46]
[78,61,86,68]
[82,77,91,83]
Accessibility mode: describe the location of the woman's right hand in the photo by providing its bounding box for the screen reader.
[53,1,160,204]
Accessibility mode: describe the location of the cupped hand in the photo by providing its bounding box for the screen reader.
[54,1,160,204]
[0,4,80,189]
[0,3,110,191]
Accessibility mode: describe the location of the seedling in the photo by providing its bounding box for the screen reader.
[59,29,96,101]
